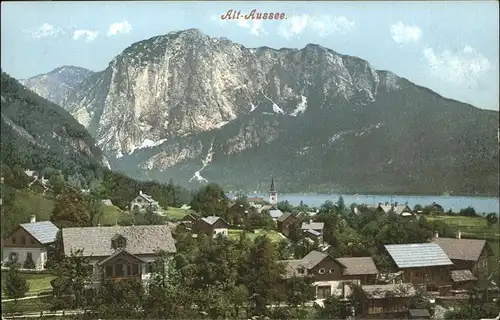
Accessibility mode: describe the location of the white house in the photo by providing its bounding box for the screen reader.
[130,190,159,212]
[2,216,59,270]
[61,224,176,290]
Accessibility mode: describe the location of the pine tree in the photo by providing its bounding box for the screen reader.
[3,262,29,300]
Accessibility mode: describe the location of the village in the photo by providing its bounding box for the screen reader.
[1,175,499,320]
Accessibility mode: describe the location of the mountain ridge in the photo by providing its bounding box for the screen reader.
[17,29,499,196]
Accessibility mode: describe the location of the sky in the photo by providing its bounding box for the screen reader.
[1,1,499,111]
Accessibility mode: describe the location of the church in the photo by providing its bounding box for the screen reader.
[269,177,278,208]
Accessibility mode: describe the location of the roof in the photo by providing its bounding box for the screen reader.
[305,229,321,237]
[301,250,329,268]
[277,212,294,223]
[393,205,411,215]
[301,222,324,230]
[97,249,146,265]
[137,192,157,204]
[201,216,228,226]
[20,221,59,244]
[270,177,276,192]
[269,209,283,219]
[62,225,176,257]
[432,237,488,261]
[385,243,453,268]
[450,269,477,283]
[362,283,417,299]
[336,257,379,275]
[279,259,309,278]
[409,309,431,318]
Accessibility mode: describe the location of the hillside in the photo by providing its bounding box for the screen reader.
[29,29,500,195]
[1,71,109,184]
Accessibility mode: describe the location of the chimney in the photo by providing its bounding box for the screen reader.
[378,202,382,206]
[457,230,462,239]
[394,201,398,207]
[30,215,36,223]
[434,231,439,238]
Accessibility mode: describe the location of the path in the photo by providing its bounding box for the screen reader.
[2,310,84,319]
[1,294,52,303]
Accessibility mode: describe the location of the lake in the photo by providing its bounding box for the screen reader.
[241,193,500,214]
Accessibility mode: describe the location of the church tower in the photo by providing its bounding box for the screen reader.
[269,177,278,208]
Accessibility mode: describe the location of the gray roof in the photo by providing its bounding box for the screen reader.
[409,309,431,318]
[138,192,157,204]
[301,222,324,230]
[201,216,228,226]
[450,269,477,283]
[20,221,59,244]
[277,212,293,223]
[304,229,321,237]
[362,283,417,299]
[432,237,488,261]
[62,225,176,257]
[336,257,379,275]
[385,243,453,268]
[269,209,283,219]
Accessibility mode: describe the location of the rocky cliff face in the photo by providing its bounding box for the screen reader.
[37,29,500,195]
[20,66,94,107]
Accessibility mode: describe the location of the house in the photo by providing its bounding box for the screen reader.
[2,216,59,270]
[101,199,113,206]
[130,190,159,213]
[408,309,431,320]
[301,220,325,243]
[61,224,176,289]
[276,212,298,237]
[449,269,477,290]
[385,243,454,295]
[279,250,378,299]
[227,203,250,224]
[179,204,191,210]
[179,213,199,229]
[269,209,284,221]
[258,205,273,213]
[432,234,493,278]
[429,202,444,213]
[192,216,230,237]
[376,202,412,215]
[360,283,417,317]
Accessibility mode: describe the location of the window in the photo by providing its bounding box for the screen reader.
[126,264,132,276]
[117,238,126,248]
[132,264,140,276]
[21,237,26,245]
[12,237,16,244]
[9,252,18,262]
[317,286,331,299]
[329,268,335,273]
[148,262,155,273]
[26,252,33,261]
[30,239,36,245]
[115,264,124,277]
[105,265,113,276]
[318,268,326,274]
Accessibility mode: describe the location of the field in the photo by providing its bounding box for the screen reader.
[428,215,500,275]
[228,229,284,242]
[1,295,53,313]
[1,270,55,298]
[162,207,191,221]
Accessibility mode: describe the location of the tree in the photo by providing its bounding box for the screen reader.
[336,196,346,213]
[3,262,29,300]
[23,254,36,269]
[96,279,145,319]
[50,188,92,228]
[241,236,285,316]
[486,213,498,228]
[284,275,316,318]
[315,294,349,319]
[319,200,337,214]
[190,183,229,217]
[459,206,477,217]
[51,249,93,310]
[277,201,293,213]
[49,171,66,194]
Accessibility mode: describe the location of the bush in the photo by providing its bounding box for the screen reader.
[23,254,36,269]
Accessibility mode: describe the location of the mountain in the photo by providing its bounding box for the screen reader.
[0,71,109,183]
[20,66,94,106]
[41,29,500,196]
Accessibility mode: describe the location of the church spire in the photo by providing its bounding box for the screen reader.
[269,177,277,208]
[270,177,276,192]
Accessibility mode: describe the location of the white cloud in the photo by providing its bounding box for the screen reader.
[72,29,99,42]
[422,46,491,85]
[390,21,422,44]
[107,21,132,36]
[237,19,267,36]
[30,23,61,39]
[278,15,355,40]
